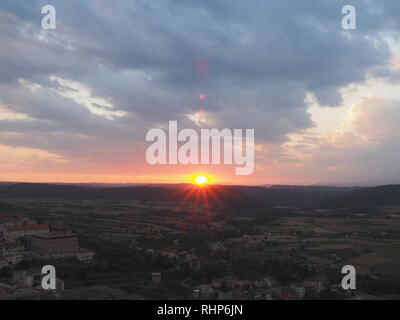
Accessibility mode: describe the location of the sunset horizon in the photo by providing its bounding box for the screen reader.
[2,1,400,187]
[2,0,400,305]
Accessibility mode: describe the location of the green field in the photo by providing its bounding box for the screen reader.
[372,262,400,283]
[372,246,400,261]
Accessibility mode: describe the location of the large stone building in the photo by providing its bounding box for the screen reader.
[30,232,94,262]
[31,232,78,257]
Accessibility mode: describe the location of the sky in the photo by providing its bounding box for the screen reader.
[1,0,400,186]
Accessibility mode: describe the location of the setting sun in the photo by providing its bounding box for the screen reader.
[188,173,213,186]
[194,175,209,185]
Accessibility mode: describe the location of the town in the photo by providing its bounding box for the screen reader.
[1,183,400,300]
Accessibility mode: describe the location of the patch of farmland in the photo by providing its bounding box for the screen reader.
[305,255,331,265]
[346,253,393,266]
[372,246,400,261]
[372,262,400,283]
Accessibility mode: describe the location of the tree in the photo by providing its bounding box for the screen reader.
[15,260,31,270]
[0,266,12,279]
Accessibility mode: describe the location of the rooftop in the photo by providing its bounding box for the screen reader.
[0,242,24,249]
[32,232,77,240]
[5,225,49,232]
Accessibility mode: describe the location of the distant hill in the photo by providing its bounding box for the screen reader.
[237,185,356,207]
[319,185,400,212]
[3,182,399,215]
[266,185,359,192]
[0,181,197,189]
[0,182,361,207]
[0,183,273,218]
[0,182,18,187]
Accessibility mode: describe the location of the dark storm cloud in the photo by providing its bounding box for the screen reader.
[0,0,399,160]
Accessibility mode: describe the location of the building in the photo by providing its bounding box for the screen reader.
[0,242,25,268]
[31,232,95,262]
[303,280,325,294]
[198,284,215,298]
[184,254,201,272]
[31,232,78,257]
[4,225,49,241]
[0,214,14,229]
[161,249,178,261]
[76,247,95,263]
[274,287,303,300]
[290,283,306,299]
[152,272,162,283]
[193,288,201,298]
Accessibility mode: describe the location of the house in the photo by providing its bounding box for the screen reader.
[184,254,201,272]
[274,287,303,300]
[152,272,162,283]
[263,277,274,288]
[198,284,215,298]
[224,278,237,290]
[208,241,227,256]
[0,214,14,230]
[290,283,306,299]
[4,225,49,241]
[303,280,325,294]
[211,278,224,289]
[193,288,201,298]
[76,247,95,263]
[0,285,13,297]
[161,249,178,261]
[0,242,25,268]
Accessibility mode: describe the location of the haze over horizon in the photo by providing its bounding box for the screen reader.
[2,1,400,186]
[0,180,389,189]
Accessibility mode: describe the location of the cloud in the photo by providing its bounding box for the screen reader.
[270,97,400,185]
[349,97,400,142]
[1,0,400,183]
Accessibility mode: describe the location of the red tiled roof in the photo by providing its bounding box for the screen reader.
[5,225,49,232]
[16,213,28,217]
[0,242,24,249]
